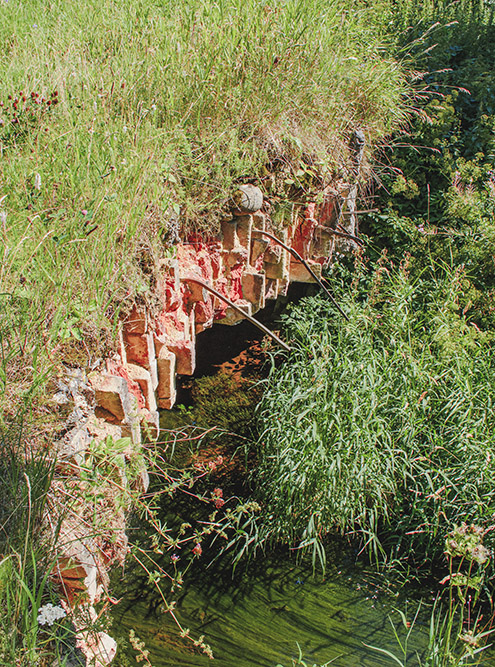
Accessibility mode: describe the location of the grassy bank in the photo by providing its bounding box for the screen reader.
[0,0,410,424]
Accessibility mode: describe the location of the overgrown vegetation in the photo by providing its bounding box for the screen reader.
[254,259,495,570]
[4,0,495,663]
[364,0,495,327]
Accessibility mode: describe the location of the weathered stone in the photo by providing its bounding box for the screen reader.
[123,329,154,366]
[127,364,157,412]
[156,347,177,404]
[264,255,289,280]
[235,214,252,249]
[221,219,238,251]
[55,541,99,604]
[194,298,214,331]
[59,426,91,465]
[184,278,208,304]
[86,415,122,442]
[232,184,263,213]
[89,374,131,424]
[146,333,158,391]
[216,300,252,325]
[252,211,266,230]
[124,306,147,334]
[289,260,322,283]
[250,235,269,266]
[77,630,117,667]
[265,278,279,300]
[120,393,142,446]
[168,338,196,375]
[242,270,266,312]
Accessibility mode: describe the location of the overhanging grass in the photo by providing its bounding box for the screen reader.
[0,0,410,420]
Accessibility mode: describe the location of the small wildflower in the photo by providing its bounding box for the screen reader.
[192,543,202,557]
[37,603,66,626]
[171,553,179,562]
[212,488,223,498]
[215,498,225,509]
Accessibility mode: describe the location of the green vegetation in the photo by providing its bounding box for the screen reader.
[254,260,495,568]
[364,0,495,326]
[4,0,495,663]
[0,423,79,666]
[367,524,493,666]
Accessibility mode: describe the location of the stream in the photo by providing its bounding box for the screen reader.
[112,543,426,666]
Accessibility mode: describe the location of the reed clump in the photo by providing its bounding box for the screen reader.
[255,255,495,571]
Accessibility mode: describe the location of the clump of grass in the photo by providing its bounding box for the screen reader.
[366,524,495,666]
[254,255,495,570]
[0,422,80,665]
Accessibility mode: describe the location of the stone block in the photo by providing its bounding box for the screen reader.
[55,541,98,604]
[124,306,147,335]
[313,228,335,258]
[121,393,142,446]
[235,214,252,249]
[184,278,208,304]
[250,235,269,266]
[216,300,252,325]
[118,324,127,367]
[221,219,238,250]
[86,415,122,442]
[127,364,157,413]
[265,258,289,281]
[123,329,155,366]
[265,278,279,300]
[168,338,196,375]
[158,396,176,410]
[59,426,91,465]
[146,333,158,391]
[88,374,131,424]
[252,211,266,230]
[242,270,266,312]
[157,347,177,403]
[194,298,214,330]
[289,260,322,283]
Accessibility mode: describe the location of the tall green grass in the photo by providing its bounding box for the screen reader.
[254,256,495,569]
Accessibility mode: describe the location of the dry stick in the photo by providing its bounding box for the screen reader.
[332,224,364,246]
[181,276,291,352]
[252,228,349,321]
